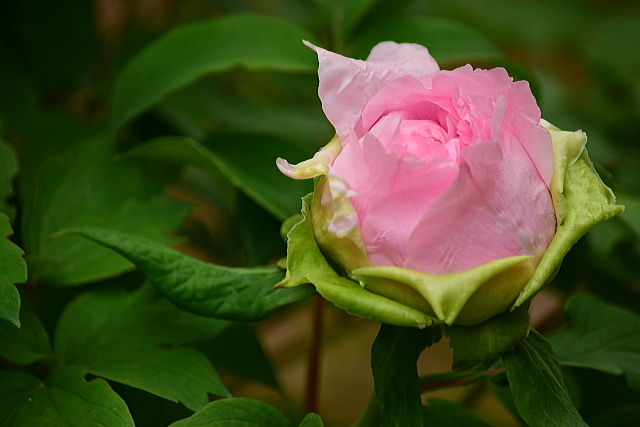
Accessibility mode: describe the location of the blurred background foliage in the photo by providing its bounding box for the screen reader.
[0,0,639,426]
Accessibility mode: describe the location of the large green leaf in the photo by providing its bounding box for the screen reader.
[423,398,491,427]
[54,284,230,411]
[0,138,18,219]
[58,226,316,322]
[371,324,442,427]
[168,398,289,427]
[547,294,640,390]
[156,77,329,150]
[0,367,134,427]
[109,14,318,135]
[0,295,51,365]
[502,330,588,427]
[352,16,502,64]
[444,306,530,371]
[0,214,26,327]
[23,136,189,286]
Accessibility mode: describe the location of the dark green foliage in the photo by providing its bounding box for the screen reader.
[371,324,442,427]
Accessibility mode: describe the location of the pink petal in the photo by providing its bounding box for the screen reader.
[304,41,439,143]
[366,42,439,76]
[405,138,555,275]
[332,114,458,268]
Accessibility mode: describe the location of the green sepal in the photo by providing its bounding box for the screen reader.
[443,305,531,371]
[279,194,436,328]
[514,123,624,307]
[353,256,531,325]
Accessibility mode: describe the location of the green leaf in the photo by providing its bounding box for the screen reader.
[0,367,134,427]
[192,323,278,388]
[299,413,324,427]
[371,324,442,427]
[423,398,491,427]
[121,134,313,221]
[168,398,289,427]
[0,214,26,327]
[502,329,588,427]
[23,136,190,286]
[352,16,502,64]
[280,194,436,328]
[110,14,318,135]
[0,138,18,219]
[156,77,329,150]
[58,226,316,322]
[0,295,52,365]
[547,294,640,391]
[54,284,230,411]
[444,306,530,371]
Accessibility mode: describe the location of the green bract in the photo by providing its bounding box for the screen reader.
[279,124,624,328]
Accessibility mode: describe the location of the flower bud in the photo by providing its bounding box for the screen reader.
[277,42,623,327]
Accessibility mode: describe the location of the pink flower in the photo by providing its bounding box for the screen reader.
[277,42,622,327]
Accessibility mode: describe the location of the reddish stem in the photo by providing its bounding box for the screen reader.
[305,296,324,414]
[420,368,504,393]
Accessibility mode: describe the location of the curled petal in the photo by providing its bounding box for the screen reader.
[276,134,342,180]
[311,169,369,273]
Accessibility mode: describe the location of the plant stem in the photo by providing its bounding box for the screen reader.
[305,296,324,414]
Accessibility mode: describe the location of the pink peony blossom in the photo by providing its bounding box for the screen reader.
[277,41,622,327]
[281,41,555,276]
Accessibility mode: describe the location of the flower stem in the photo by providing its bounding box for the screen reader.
[305,296,324,414]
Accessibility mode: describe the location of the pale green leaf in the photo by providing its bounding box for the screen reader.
[353,256,530,326]
[514,125,624,307]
